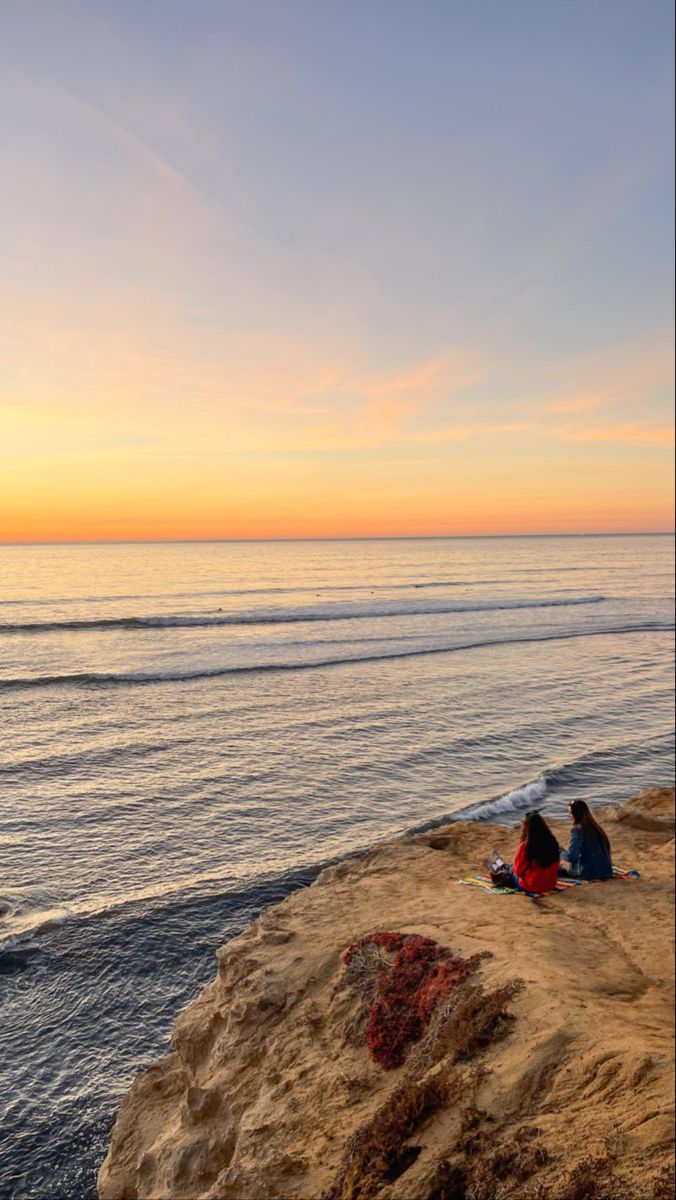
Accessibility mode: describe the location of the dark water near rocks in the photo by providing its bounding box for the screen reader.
[0,535,673,1198]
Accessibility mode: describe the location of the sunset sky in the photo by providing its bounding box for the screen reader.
[1,0,674,541]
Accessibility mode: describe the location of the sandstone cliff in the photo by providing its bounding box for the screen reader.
[99,789,675,1200]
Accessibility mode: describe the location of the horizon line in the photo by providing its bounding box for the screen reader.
[1,530,674,547]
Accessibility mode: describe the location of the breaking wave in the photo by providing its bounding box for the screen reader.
[1,620,670,691]
[0,593,606,634]
[459,775,550,821]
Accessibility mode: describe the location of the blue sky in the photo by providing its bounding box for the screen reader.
[0,0,673,538]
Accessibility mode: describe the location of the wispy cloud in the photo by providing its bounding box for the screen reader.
[410,421,532,445]
[285,353,484,449]
[409,425,474,444]
[552,423,675,446]
[0,299,486,455]
[360,355,478,398]
[486,422,534,435]
[541,393,609,415]
[532,335,673,416]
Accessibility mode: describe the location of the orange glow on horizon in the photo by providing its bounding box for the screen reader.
[2,473,673,543]
[1,313,673,545]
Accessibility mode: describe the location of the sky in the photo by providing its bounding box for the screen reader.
[0,0,674,541]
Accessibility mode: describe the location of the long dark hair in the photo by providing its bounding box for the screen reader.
[519,812,560,868]
[569,800,611,855]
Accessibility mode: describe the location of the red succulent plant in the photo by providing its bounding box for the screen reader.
[343,932,477,1070]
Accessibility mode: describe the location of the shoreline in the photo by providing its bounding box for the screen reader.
[99,787,675,1200]
[0,770,574,952]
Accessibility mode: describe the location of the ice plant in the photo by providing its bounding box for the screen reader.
[342,931,407,966]
[342,933,479,1069]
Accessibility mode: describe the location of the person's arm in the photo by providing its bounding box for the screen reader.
[567,826,584,873]
[513,842,527,879]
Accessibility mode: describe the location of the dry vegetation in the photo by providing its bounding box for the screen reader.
[325,942,525,1200]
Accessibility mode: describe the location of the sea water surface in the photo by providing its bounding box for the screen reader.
[0,535,674,1199]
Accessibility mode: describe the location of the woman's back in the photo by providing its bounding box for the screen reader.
[513,841,560,893]
[568,825,613,879]
[565,801,613,880]
[512,812,560,894]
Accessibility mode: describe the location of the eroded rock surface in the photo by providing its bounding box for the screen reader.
[615,787,676,833]
[99,788,675,1200]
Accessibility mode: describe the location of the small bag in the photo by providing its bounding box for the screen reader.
[490,866,517,888]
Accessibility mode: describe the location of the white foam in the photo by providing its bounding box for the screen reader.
[0,907,71,951]
[461,775,549,822]
[2,618,673,691]
[0,592,607,634]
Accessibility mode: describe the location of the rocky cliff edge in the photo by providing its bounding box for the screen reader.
[98,788,675,1200]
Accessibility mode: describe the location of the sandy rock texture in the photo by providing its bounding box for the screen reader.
[99,788,675,1200]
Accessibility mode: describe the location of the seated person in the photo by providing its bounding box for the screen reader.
[488,811,560,894]
[560,800,613,880]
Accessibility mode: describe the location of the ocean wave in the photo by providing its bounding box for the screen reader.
[0,909,71,956]
[452,726,676,824]
[1,620,671,691]
[0,861,324,956]
[0,578,503,608]
[457,775,550,821]
[0,593,606,634]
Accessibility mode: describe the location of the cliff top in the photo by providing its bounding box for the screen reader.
[99,788,675,1200]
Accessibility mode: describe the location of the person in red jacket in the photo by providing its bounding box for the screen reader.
[489,812,560,894]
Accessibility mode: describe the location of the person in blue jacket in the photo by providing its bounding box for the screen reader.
[560,799,613,880]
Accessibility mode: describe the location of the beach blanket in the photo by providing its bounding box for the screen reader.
[459,865,640,899]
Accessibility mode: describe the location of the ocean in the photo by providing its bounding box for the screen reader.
[0,535,673,1200]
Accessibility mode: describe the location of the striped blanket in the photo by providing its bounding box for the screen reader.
[459,865,640,899]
